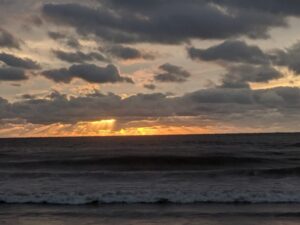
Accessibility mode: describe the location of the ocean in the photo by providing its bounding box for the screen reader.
[0,133,300,224]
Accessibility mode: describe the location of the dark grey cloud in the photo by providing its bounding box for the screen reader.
[42,2,286,44]
[48,31,66,40]
[180,86,300,117]
[48,31,81,49]
[66,38,81,49]
[20,94,37,100]
[154,63,191,83]
[270,41,300,74]
[187,39,300,85]
[187,40,290,87]
[1,86,300,127]
[2,91,173,124]
[188,40,270,65]
[212,0,300,16]
[29,16,44,27]
[0,67,27,81]
[0,53,40,69]
[100,0,165,11]
[144,84,156,90]
[105,0,300,16]
[0,28,20,49]
[53,50,107,63]
[106,45,155,60]
[220,65,283,89]
[42,63,134,84]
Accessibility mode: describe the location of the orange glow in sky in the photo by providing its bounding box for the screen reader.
[0,119,216,137]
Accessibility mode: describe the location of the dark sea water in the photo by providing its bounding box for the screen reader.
[1,133,300,224]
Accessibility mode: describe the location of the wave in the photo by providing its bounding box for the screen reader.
[3,165,300,179]
[1,189,300,205]
[0,155,269,171]
[234,167,300,177]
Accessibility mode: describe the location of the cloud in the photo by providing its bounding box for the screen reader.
[220,65,283,88]
[213,0,300,16]
[106,45,155,60]
[0,53,40,69]
[65,38,81,49]
[42,1,286,44]
[187,40,300,88]
[53,50,107,63]
[1,91,174,124]
[0,67,27,81]
[0,28,20,49]
[181,86,300,114]
[154,63,191,83]
[1,86,300,129]
[144,84,156,90]
[188,40,270,65]
[187,40,289,87]
[42,63,134,84]
[48,31,66,40]
[29,15,44,27]
[1,0,300,133]
[270,41,300,74]
[48,31,81,48]
[2,91,171,124]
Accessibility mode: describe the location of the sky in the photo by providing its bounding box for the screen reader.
[1,0,300,137]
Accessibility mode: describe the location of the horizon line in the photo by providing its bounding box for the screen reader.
[0,131,299,140]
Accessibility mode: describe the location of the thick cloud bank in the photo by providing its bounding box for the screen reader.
[1,86,300,129]
[42,1,289,44]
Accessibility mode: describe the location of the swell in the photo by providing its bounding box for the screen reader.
[3,166,300,178]
[1,191,300,205]
[0,155,269,171]
[233,167,300,177]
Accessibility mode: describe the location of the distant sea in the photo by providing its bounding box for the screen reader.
[1,133,300,224]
